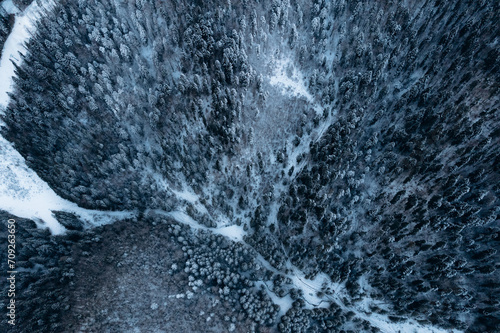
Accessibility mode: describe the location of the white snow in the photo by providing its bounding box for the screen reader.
[0,139,67,234]
[72,209,135,228]
[269,58,313,102]
[255,280,293,316]
[0,1,69,233]
[1,0,20,15]
[172,188,199,203]
[171,187,208,214]
[0,0,49,107]
[289,270,331,308]
[0,135,135,234]
[213,224,245,242]
[151,209,247,241]
[168,210,204,229]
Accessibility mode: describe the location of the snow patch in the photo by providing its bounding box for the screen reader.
[213,224,246,242]
[165,210,204,230]
[0,135,66,234]
[74,209,135,228]
[172,188,199,203]
[152,209,247,241]
[269,58,313,102]
[172,187,208,214]
[2,0,20,15]
[0,136,135,233]
[255,281,293,316]
[0,0,48,108]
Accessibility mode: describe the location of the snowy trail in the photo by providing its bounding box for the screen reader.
[147,209,246,242]
[292,269,457,333]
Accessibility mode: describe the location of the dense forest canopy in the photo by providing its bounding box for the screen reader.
[0,0,499,332]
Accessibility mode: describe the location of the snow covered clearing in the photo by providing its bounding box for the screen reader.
[162,210,204,230]
[289,270,331,308]
[0,0,66,233]
[213,224,245,242]
[172,188,199,204]
[149,209,247,242]
[269,58,313,102]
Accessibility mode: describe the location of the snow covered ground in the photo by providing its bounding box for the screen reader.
[171,187,209,214]
[289,270,332,308]
[269,57,313,102]
[289,266,460,333]
[213,224,246,242]
[0,0,63,233]
[255,280,293,316]
[0,134,135,234]
[149,209,247,242]
[0,0,50,107]
[1,0,21,15]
